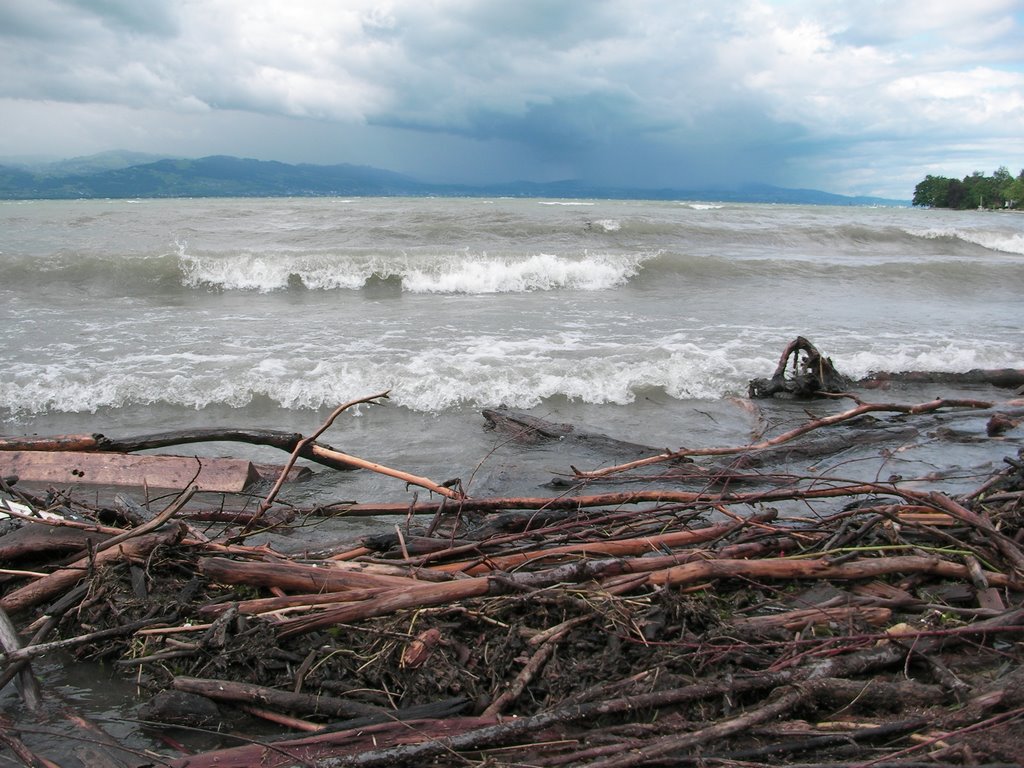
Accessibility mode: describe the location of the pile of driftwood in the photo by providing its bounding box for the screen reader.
[2,339,1024,767]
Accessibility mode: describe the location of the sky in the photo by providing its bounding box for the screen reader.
[1,0,1022,199]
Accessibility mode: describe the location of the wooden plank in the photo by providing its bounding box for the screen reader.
[251,462,313,483]
[0,451,260,493]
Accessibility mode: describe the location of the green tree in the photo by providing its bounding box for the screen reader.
[946,178,966,208]
[913,166,1023,209]
[912,174,952,207]
[993,166,1017,207]
[1006,172,1024,209]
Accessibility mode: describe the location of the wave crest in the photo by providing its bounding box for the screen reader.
[178,246,648,294]
[905,226,1024,255]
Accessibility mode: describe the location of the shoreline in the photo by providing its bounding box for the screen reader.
[2,365,1023,764]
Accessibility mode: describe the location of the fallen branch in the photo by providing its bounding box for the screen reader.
[573,396,993,480]
[199,557,429,594]
[172,676,385,720]
[258,392,390,517]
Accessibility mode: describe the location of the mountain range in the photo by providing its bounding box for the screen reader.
[0,151,909,205]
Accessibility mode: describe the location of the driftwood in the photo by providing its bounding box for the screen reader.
[571,395,994,481]
[483,407,662,457]
[0,522,187,615]
[0,607,41,712]
[862,368,1024,390]
[0,392,463,501]
[748,335,851,398]
[0,449,262,492]
[0,524,111,561]
[749,336,1024,398]
[198,557,430,594]
[0,427,330,460]
[3,345,1024,766]
[171,676,387,720]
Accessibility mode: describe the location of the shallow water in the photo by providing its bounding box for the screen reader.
[1,198,1022,763]
[2,197,1022,509]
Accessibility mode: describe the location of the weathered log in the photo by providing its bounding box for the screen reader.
[0,524,111,561]
[730,604,893,632]
[193,668,930,768]
[573,397,992,480]
[1,394,463,500]
[197,586,393,617]
[172,676,385,719]
[163,714,498,768]
[588,685,809,768]
[0,428,305,454]
[0,606,41,711]
[316,482,903,518]
[482,408,664,457]
[0,428,361,472]
[861,368,1024,390]
[0,434,101,452]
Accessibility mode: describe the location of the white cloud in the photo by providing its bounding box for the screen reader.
[0,0,1021,197]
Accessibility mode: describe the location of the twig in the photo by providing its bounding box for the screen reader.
[0,616,176,665]
[259,392,390,517]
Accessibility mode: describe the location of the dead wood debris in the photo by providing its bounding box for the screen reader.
[2,343,1024,766]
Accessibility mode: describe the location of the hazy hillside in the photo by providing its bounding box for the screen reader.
[0,153,908,205]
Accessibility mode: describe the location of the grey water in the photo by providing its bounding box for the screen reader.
[2,196,1022,504]
[2,196,1024,764]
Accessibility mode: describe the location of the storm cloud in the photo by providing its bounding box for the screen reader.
[1,0,1021,197]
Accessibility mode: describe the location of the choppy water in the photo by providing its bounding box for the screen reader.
[1,196,1023,503]
[2,196,1023,764]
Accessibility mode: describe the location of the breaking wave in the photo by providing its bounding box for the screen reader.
[3,333,1020,418]
[178,246,650,294]
[904,226,1024,255]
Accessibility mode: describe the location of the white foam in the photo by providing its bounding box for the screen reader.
[907,226,1024,255]
[537,201,595,206]
[841,342,1023,379]
[4,333,1023,418]
[402,253,641,294]
[592,219,621,232]
[179,251,370,292]
[685,203,724,210]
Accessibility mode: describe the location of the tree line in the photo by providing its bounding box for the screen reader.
[913,166,1024,209]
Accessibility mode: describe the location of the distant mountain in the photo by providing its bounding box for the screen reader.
[0,153,909,205]
[33,150,178,176]
[0,155,426,199]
